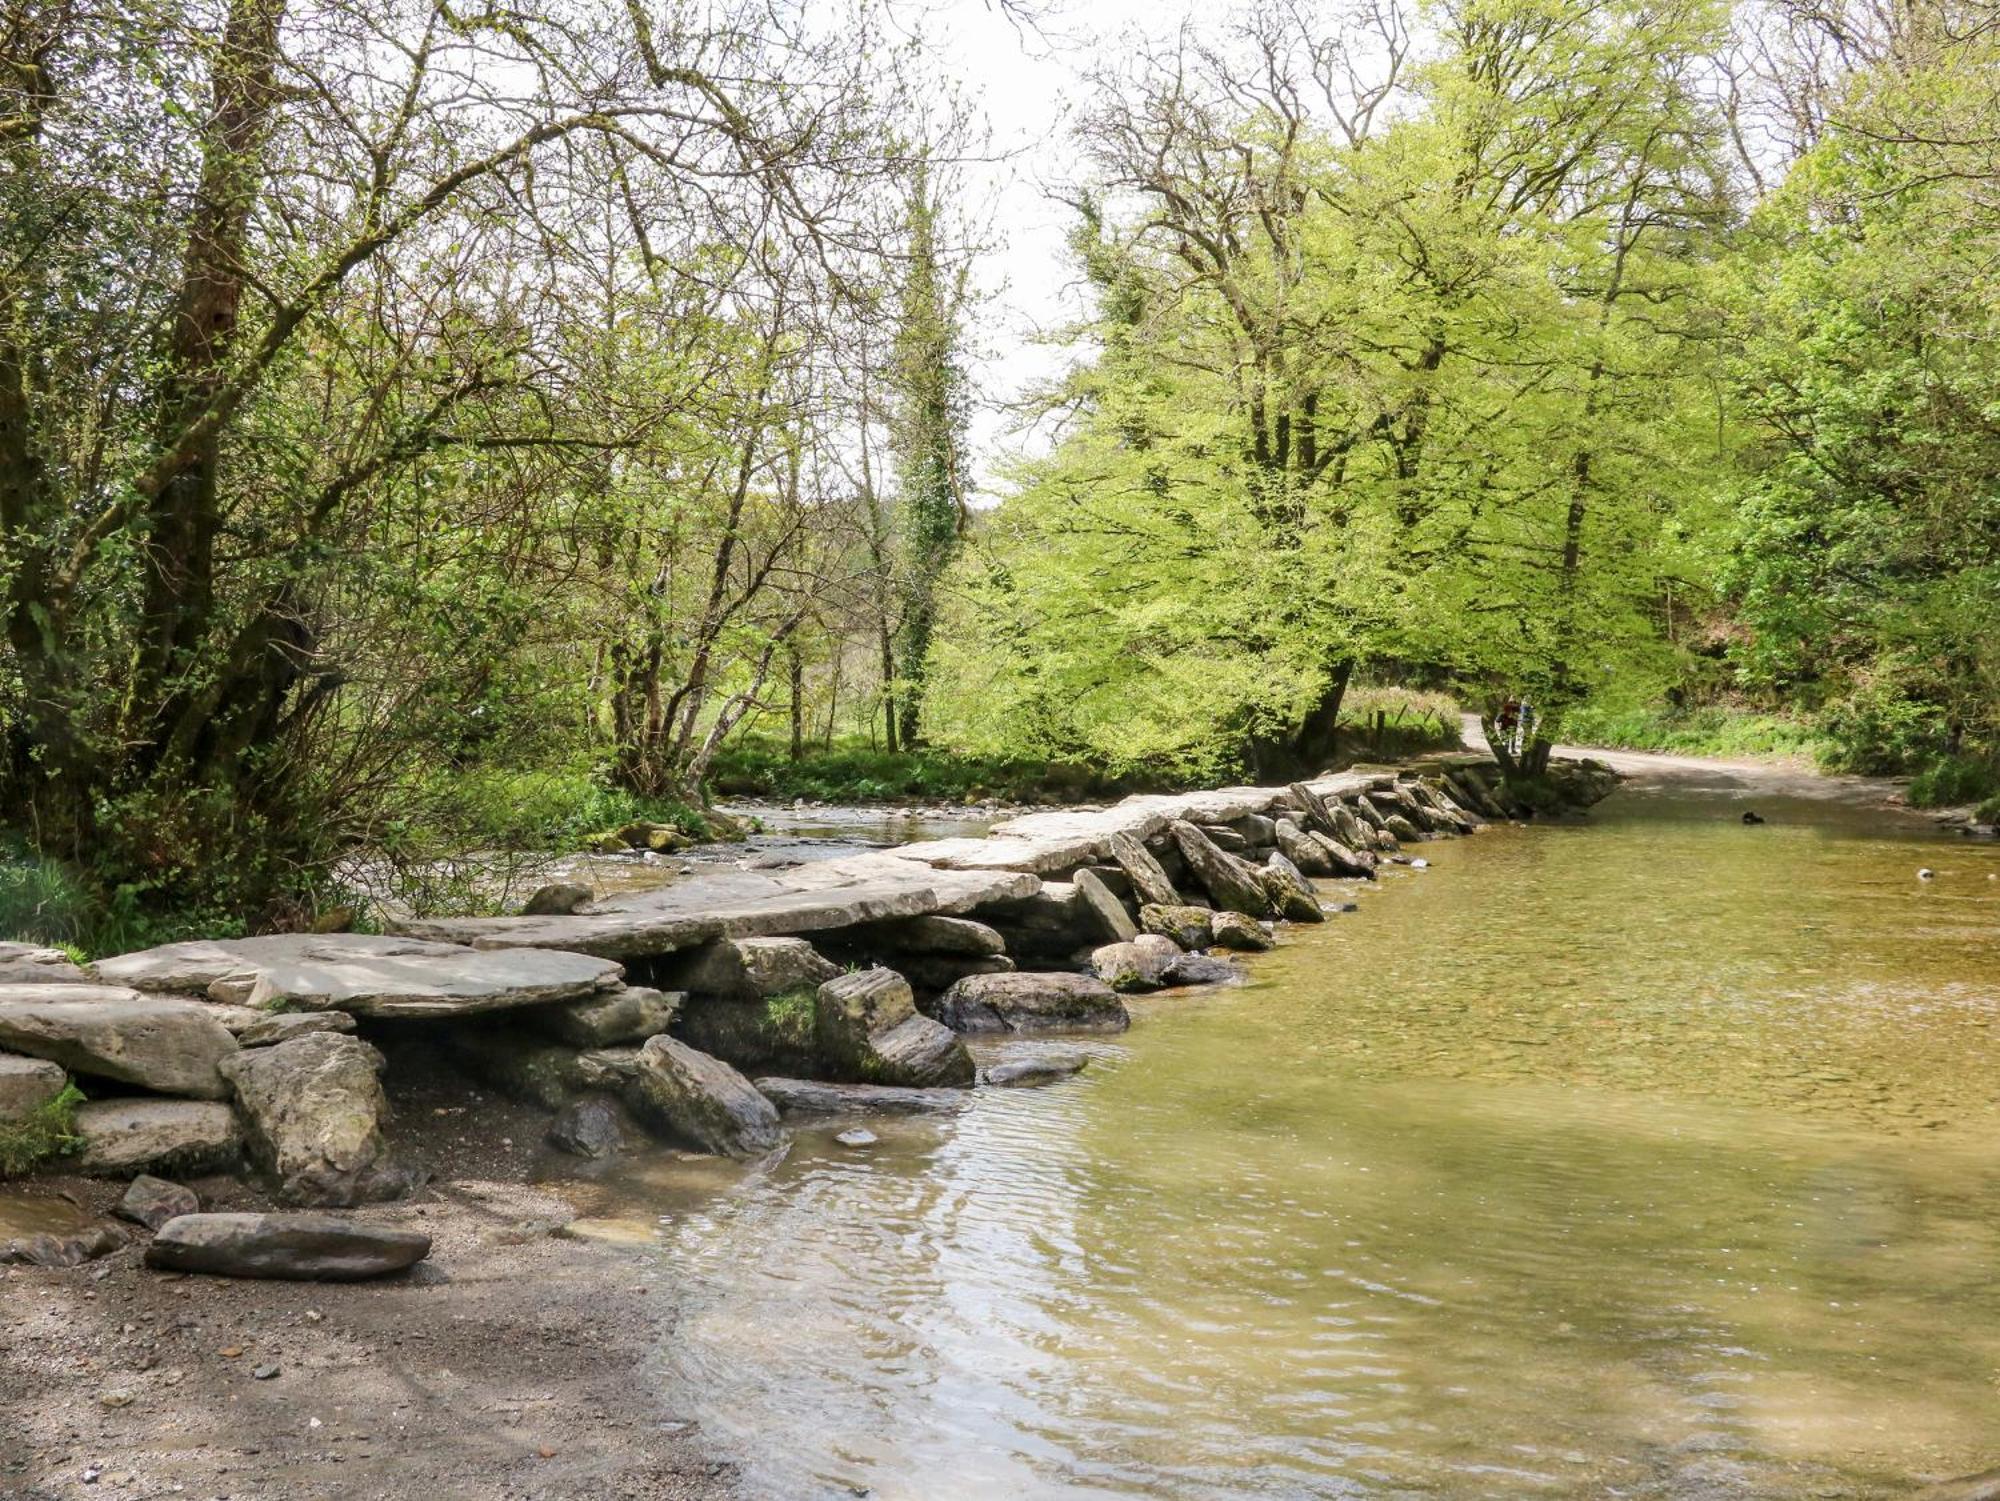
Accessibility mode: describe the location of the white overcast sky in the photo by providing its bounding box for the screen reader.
[899,0,1202,489]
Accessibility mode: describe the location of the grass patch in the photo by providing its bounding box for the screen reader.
[0,848,249,959]
[762,988,819,1052]
[1561,703,1825,760]
[0,1083,85,1178]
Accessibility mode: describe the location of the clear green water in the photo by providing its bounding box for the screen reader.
[584,767,2000,1499]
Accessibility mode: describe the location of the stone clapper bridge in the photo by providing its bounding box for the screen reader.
[0,754,1618,1274]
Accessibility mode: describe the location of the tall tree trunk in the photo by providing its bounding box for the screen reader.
[137,0,289,762]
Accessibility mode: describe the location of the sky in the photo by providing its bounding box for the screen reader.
[896,0,1188,488]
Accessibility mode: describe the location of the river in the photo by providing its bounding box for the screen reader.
[573,758,2000,1499]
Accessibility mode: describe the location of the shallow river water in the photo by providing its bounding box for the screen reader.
[583,763,2000,1500]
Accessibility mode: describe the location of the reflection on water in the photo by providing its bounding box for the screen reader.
[583,771,2000,1499]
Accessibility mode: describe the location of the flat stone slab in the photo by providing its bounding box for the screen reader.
[755,1077,969,1116]
[392,858,1037,960]
[0,943,91,986]
[0,987,239,1098]
[145,1212,432,1281]
[95,934,622,1019]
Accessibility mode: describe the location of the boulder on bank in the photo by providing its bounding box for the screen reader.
[522,882,594,916]
[1090,935,1181,993]
[930,972,1129,1035]
[219,1033,406,1207]
[0,943,90,986]
[0,1052,67,1124]
[115,1174,199,1232]
[1108,830,1181,908]
[1163,952,1245,986]
[530,984,681,1047]
[627,1035,784,1158]
[669,936,837,1000]
[1329,801,1374,851]
[1139,903,1214,951]
[547,1095,626,1159]
[754,1077,967,1117]
[976,883,1092,958]
[1262,853,1326,923]
[94,933,625,1019]
[815,968,974,1087]
[145,1212,432,1281]
[1209,912,1273,952]
[72,1099,243,1177]
[0,987,238,1099]
[1169,822,1276,918]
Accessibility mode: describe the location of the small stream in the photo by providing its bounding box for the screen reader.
[575,765,2000,1499]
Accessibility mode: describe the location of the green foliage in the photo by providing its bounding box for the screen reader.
[1906,756,2000,812]
[0,846,250,959]
[708,738,1126,804]
[0,1084,85,1178]
[762,989,819,1054]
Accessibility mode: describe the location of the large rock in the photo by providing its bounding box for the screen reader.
[72,1100,243,1177]
[1262,853,1326,923]
[235,1011,357,1047]
[755,1076,968,1116]
[669,936,837,1000]
[1138,903,1213,950]
[522,882,593,916]
[95,934,623,1019]
[0,943,90,986]
[1090,936,1180,993]
[1163,952,1245,986]
[0,987,238,1098]
[218,1033,405,1207]
[1328,801,1374,850]
[145,1212,432,1281]
[976,882,1096,953]
[626,1035,784,1158]
[843,915,1006,956]
[529,984,681,1047]
[1209,911,1273,952]
[547,1095,626,1159]
[0,1052,67,1124]
[1307,829,1378,878]
[930,972,1129,1035]
[1169,822,1275,917]
[1071,868,1138,944]
[1274,818,1335,877]
[1107,830,1181,908]
[815,968,973,1087]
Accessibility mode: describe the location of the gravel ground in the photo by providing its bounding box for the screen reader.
[0,1056,738,1501]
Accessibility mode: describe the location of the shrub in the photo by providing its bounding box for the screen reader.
[0,1083,85,1178]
